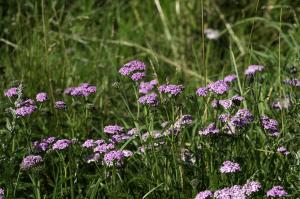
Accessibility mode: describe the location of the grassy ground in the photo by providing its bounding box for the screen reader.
[0,0,300,198]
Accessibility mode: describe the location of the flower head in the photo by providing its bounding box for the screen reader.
[4,87,18,97]
[158,84,183,96]
[64,83,96,97]
[277,147,290,156]
[119,60,146,76]
[139,80,158,94]
[220,161,241,173]
[33,137,56,152]
[104,125,124,134]
[55,101,66,109]
[214,185,245,199]
[231,109,253,127]
[199,123,219,136]
[224,74,237,83]
[196,87,208,97]
[130,72,145,81]
[138,93,159,106]
[20,155,43,170]
[0,187,4,199]
[82,139,95,148]
[219,99,233,109]
[207,80,229,95]
[15,105,37,117]
[245,65,264,76]
[52,139,72,150]
[195,190,213,199]
[266,186,287,197]
[36,92,48,102]
[261,116,279,136]
[242,181,261,196]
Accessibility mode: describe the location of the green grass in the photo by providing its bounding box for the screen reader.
[0,0,300,198]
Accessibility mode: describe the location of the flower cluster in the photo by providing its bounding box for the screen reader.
[0,188,4,199]
[20,155,43,170]
[245,65,264,76]
[194,190,213,199]
[277,147,290,156]
[158,84,183,96]
[36,92,48,102]
[52,139,73,150]
[224,74,237,83]
[55,101,66,109]
[103,150,133,166]
[15,99,37,117]
[230,109,254,127]
[207,80,229,95]
[219,160,241,173]
[199,123,219,136]
[266,186,287,198]
[139,80,158,94]
[119,60,146,81]
[64,83,96,97]
[33,137,56,152]
[4,87,18,97]
[104,125,124,134]
[138,93,159,106]
[261,116,279,136]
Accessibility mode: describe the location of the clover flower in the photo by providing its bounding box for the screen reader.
[207,80,229,95]
[104,125,124,134]
[245,65,264,76]
[158,84,183,96]
[195,190,213,199]
[199,123,219,136]
[230,109,253,127]
[138,93,159,106]
[224,74,237,83]
[277,147,290,156]
[139,80,158,94]
[55,101,66,109]
[36,92,48,102]
[20,155,43,170]
[119,60,146,76]
[220,161,240,173]
[242,181,261,196]
[52,139,72,150]
[4,87,18,97]
[196,87,208,97]
[266,186,287,198]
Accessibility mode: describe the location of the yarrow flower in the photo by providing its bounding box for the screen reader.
[277,147,290,156]
[138,93,159,106]
[82,139,95,148]
[130,72,145,81]
[119,60,146,76]
[218,113,231,123]
[4,87,18,97]
[220,161,241,173]
[104,125,124,134]
[261,116,279,137]
[230,109,253,127]
[139,80,158,94]
[207,80,229,95]
[214,185,245,199]
[20,155,43,170]
[93,143,115,154]
[219,99,233,109]
[158,84,183,96]
[242,181,261,196]
[195,190,213,199]
[33,137,56,152]
[15,105,37,117]
[199,123,219,136]
[245,65,264,76]
[64,83,96,97]
[224,74,237,83]
[36,92,48,102]
[52,139,72,150]
[55,101,66,109]
[103,150,132,166]
[196,87,208,97]
[266,186,287,198]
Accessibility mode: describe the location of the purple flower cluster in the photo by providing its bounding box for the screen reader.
[213,95,244,109]
[245,65,264,76]
[33,137,56,152]
[4,87,18,97]
[52,139,72,150]
[261,116,279,137]
[36,92,48,102]
[104,125,124,134]
[277,147,290,156]
[224,74,237,83]
[199,123,219,136]
[0,187,4,199]
[119,60,146,81]
[220,160,241,173]
[15,99,37,117]
[207,80,229,95]
[20,155,43,170]
[55,101,66,109]
[139,80,158,94]
[82,139,105,149]
[195,190,213,199]
[138,93,159,106]
[64,83,96,97]
[158,84,183,96]
[93,143,115,154]
[196,87,208,97]
[230,109,254,127]
[196,180,261,199]
[266,186,287,197]
[103,150,133,166]
[283,78,300,87]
